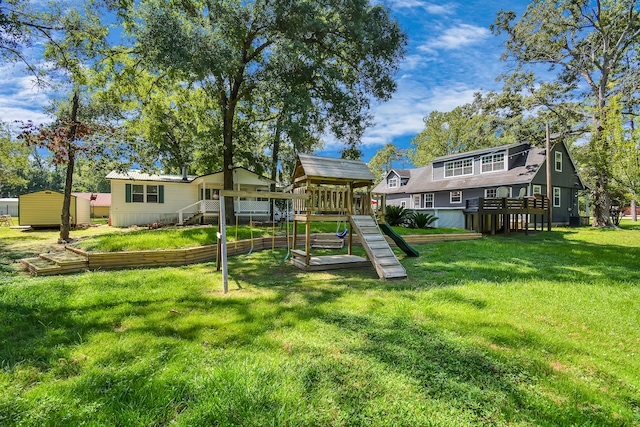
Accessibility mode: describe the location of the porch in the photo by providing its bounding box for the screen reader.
[177,198,271,225]
[463,194,551,235]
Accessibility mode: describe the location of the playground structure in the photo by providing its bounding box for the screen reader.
[288,154,415,279]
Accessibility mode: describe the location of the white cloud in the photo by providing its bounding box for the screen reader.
[0,66,52,125]
[387,0,456,15]
[320,81,478,152]
[418,24,490,52]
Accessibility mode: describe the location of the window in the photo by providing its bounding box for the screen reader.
[533,185,542,195]
[146,185,158,203]
[424,193,434,208]
[555,151,563,172]
[388,177,398,188]
[126,183,164,204]
[485,188,497,198]
[553,187,561,207]
[444,158,473,177]
[400,200,406,208]
[481,153,505,173]
[132,184,144,203]
[413,194,421,209]
[450,191,462,204]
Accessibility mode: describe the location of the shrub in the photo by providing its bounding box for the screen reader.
[406,211,438,229]
[385,205,408,226]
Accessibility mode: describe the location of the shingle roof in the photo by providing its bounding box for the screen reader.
[293,154,375,187]
[373,143,547,194]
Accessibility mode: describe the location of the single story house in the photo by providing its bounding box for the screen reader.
[0,198,19,217]
[19,190,91,228]
[72,193,111,218]
[373,141,586,228]
[106,167,274,227]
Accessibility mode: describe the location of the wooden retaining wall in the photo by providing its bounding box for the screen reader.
[24,232,482,276]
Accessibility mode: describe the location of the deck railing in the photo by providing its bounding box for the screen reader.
[292,186,374,215]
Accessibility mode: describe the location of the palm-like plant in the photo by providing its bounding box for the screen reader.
[406,211,438,229]
[385,205,408,226]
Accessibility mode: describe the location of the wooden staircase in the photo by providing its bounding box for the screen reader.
[21,248,89,276]
[349,215,407,279]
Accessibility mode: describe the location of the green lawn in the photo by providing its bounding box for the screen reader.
[1,222,639,426]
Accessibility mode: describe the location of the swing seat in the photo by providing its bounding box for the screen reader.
[336,229,348,239]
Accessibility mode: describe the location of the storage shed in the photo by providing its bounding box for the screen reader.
[0,198,19,217]
[72,192,111,218]
[19,190,91,227]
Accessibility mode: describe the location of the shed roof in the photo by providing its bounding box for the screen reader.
[72,192,111,207]
[292,154,375,188]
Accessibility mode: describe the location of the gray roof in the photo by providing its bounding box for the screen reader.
[390,169,411,179]
[372,167,424,194]
[373,143,547,194]
[293,154,375,187]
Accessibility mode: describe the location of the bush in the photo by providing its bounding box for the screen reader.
[385,205,408,226]
[406,211,438,229]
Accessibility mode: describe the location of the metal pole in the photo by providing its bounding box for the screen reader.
[546,123,552,230]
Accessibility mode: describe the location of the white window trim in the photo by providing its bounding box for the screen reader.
[450,191,462,204]
[555,151,563,172]
[424,193,434,208]
[553,187,561,207]
[444,157,474,178]
[388,177,398,188]
[533,185,542,195]
[132,184,144,203]
[485,188,497,198]
[413,194,421,209]
[481,152,506,174]
[400,200,406,208]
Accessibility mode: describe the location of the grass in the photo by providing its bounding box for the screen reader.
[1,221,639,425]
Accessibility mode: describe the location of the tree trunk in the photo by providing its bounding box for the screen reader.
[591,90,614,228]
[632,198,637,222]
[222,103,235,225]
[60,92,80,242]
[270,115,282,221]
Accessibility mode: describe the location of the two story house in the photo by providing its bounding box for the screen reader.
[373,142,586,228]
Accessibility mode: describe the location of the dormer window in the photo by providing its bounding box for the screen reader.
[481,152,505,173]
[444,158,473,177]
[388,177,398,188]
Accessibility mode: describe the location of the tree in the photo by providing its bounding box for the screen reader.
[0,123,30,197]
[492,0,640,227]
[17,1,118,241]
[368,143,399,183]
[410,105,502,167]
[132,0,406,223]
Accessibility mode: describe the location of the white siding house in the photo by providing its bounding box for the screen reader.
[107,167,273,227]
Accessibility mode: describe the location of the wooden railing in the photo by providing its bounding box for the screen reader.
[292,186,375,216]
[464,194,549,213]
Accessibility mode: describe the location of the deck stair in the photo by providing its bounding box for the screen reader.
[349,215,406,279]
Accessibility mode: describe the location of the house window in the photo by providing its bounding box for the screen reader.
[388,177,398,188]
[400,200,406,208]
[481,153,505,173]
[450,191,462,204]
[533,185,542,195]
[424,193,434,208]
[553,187,561,207]
[485,188,497,198]
[146,185,158,203]
[413,194,421,209]
[132,185,144,203]
[555,151,563,172]
[444,158,473,177]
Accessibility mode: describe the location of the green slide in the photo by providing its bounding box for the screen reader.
[378,222,419,257]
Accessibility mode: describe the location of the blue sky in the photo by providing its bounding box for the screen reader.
[0,0,530,165]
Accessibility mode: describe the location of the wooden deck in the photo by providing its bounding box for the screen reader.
[463,195,551,235]
[290,249,371,271]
